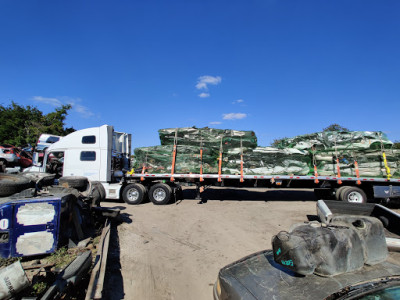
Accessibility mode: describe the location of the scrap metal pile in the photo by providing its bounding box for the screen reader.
[133,127,399,178]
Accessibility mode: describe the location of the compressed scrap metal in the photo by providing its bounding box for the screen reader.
[133,128,400,179]
[276,131,393,151]
[222,147,310,175]
[158,127,258,149]
[313,149,400,177]
[134,145,218,174]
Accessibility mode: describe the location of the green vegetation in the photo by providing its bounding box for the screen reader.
[322,123,349,132]
[0,101,75,146]
[32,281,47,295]
[48,247,76,269]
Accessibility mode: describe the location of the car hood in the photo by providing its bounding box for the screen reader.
[217,250,400,300]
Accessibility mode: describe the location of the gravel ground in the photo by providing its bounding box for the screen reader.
[102,187,318,300]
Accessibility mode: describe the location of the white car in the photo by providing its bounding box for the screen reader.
[36,134,62,151]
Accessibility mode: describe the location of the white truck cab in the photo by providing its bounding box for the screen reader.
[31,125,131,199]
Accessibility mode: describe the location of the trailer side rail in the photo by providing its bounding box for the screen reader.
[127,173,400,183]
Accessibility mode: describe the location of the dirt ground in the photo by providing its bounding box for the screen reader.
[102,187,319,300]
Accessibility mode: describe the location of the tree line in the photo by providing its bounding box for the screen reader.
[0,101,75,147]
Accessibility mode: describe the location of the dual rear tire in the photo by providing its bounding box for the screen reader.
[335,186,367,204]
[122,183,173,205]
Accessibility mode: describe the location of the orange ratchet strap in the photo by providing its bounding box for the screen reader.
[313,165,319,184]
[199,145,204,182]
[354,160,361,185]
[336,158,342,185]
[140,163,146,181]
[218,137,222,182]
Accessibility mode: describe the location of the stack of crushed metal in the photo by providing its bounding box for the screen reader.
[133,127,310,175]
[276,131,400,178]
[222,147,310,175]
[134,128,399,178]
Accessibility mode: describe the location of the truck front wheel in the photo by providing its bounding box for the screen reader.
[122,183,147,205]
[149,183,172,205]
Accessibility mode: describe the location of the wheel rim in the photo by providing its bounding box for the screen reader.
[347,191,363,203]
[127,188,140,201]
[153,187,166,202]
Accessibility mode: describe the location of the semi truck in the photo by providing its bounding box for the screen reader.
[29,125,400,205]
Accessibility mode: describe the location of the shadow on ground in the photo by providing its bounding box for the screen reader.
[102,212,132,300]
[183,188,317,203]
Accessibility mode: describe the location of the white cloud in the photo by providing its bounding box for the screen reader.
[33,96,95,118]
[195,75,222,90]
[66,98,95,118]
[198,92,210,98]
[223,113,247,120]
[209,121,222,125]
[232,99,244,104]
[33,96,63,107]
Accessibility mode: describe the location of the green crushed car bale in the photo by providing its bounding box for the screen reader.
[133,145,218,174]
[158,127,258,149]
[310,149,399,177]
[222,147,310,175]
[277,131,393,151]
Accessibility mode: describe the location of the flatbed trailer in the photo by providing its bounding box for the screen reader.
[123,172,400,205]
[27,125,400,206]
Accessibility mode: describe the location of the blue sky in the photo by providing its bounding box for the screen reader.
[1,0,400,148]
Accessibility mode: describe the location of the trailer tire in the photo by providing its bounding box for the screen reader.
[335,186,351,201]
[122,183,147,205]
[59,176,88,192]
[0,174,31,197]
[341,187,367,204]
[149,183,172,205]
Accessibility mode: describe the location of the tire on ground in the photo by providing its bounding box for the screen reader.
[91,181,106,201]
[149,183,172,205]
[0,174,31,197]
[58,176,88,192]
[122,183,147,205]
[341,186,367,204]
[91,188,102,207]
[22,172,55,187]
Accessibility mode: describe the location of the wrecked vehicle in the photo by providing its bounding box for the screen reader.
[0,145,32,173]
[0,173,106,258]
[214,200,400,300]
[0,172,115,299]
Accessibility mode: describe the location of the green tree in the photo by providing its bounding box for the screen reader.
[323,123,349,132]
[0,101,75,146]
[393,141,400,149]
[271,137,287,148]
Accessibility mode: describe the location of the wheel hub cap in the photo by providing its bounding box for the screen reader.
[347,191,363,203]
[153,188,166,201]
[127,188,139,201]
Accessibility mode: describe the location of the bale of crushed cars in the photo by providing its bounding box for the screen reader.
[133,127,399,178]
